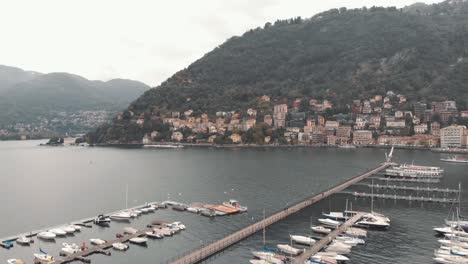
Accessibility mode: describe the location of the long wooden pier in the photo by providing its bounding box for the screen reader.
[293,212,365,263]
[169,162,394,264]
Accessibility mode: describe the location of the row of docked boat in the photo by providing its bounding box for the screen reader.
[320,210,390,229]
[163,199,248,217]
[107,202,163,222]
[385,164,444,179]
[433,208,468,263]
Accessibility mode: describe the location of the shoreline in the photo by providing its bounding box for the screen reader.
[92,142,468,154]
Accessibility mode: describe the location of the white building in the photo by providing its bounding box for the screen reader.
[440,125,466,148]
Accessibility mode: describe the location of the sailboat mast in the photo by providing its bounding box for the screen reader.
[126,184,129,209]
[262,209,266,247]
[371,179,374,213]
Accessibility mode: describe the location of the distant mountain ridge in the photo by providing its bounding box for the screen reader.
[89,0,468,143]
[0,65,150,131]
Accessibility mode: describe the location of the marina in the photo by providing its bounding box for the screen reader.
[354,183,460,194]
[339,191,458,203]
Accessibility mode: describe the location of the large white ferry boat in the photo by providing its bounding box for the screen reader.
[385,164,444,178]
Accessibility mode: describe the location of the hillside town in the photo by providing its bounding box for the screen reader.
[122,91,468,149]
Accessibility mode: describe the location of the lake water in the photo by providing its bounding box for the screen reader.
[0,140,466,263]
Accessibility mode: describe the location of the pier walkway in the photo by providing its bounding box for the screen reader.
[354,183,459,193]
[339,191,457,203]
[170,162,394,264]
[293,212,365,263]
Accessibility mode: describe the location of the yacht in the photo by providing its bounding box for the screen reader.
[16,236,33,245]
[290,235,315,245]
[355,215,390,229]
[322,212,348,221]
[311,225,332,234]
[94,214,111,225]
[170,222,186,230]
[308,256,337,264]
[344,227,367,238]
[318,218,340,227]
[335,235,365,245]
[277,244,303,256]
[112,242,129,251]
[61,226,76,234]
[37,231,56,240]
[124,227,139,234]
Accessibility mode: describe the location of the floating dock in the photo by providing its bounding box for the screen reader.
[293,212,366,263]
[339,191,457,203]
[369,177,440,183]
[354,183,459,194]
[169,162,394,264]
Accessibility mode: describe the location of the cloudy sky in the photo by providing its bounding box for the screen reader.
[0,0,443,86]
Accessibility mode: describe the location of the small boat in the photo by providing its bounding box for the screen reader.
[156,228,174,236]
[322,212,348,221]
[110,212,132,221]
[170,222,186,230]
[145,231,164,239]
[338,144,356,149]
[308,256,337,264]
[7,259,25,264]
[318,218,340,227]
[61,226,76,234]
[49,228,67,236]
[314,252,350,261]
[200,209,216,217]
[355,215,390,229]
[60,246,78,255]
[290,235,315,245]
[145,206,155,212]
[129,237,148,245]
[141,208,149,213]
[112,242,129,251]
[172,204,187,211]
[186,207,199,213]
[37,232,56,240]
[0,241,13,249]
[311,226,332,234]
[71,225,81,231]
[335,235,365,245]
[251,251,285,264]
[441,156,468,163]
[249,260,270,264]
[434,226,455,235]
[33,253,54,263]
[124,227,139,234]
[94,214,111,225]
[132,209,142,215]
[90,238,106,245]
[344,227,367,238]
[16,236,33,245]
[222,199,248,212]
[277,244,303,256]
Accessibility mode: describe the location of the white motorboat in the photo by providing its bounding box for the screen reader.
[132,209,142,215]
[156,228,174,236]
[7,259,25,264]
[90,238,106,245]
[61,226,76,234]
[145,231,164,239]
[434,226,456,235]
[277,244,303,256]
[345,227,367,238]
[60,246,80,255]
[110,212,132,221]
[438,239,468,249]
[112,242,129,251]
[94,214,111,225]
[145,206,155,212]
[187,207,199,213]
[433,254,468,263]
[311,226,332,234]
[124,227,139,234]
[222,199,248,212]
[71,225,81,231]
[290,235,315,245]
[170,222,186,230]
[325,245,351,255]
[309,256,338,264]
[141,208,149,213]
[329,241,352,249]
[451,246,468,256]
[33,253,54,262]
[322,212,348,221]
[49,228,67,236]
[433,257,458,264]
[318,218,340,227]
[355,215,390,229]
[335,235,365,245]
[16,236,33,245]
[251,251,285,264]
[129,237,148,245]
[314,252,350,261]
[37,231,56,240]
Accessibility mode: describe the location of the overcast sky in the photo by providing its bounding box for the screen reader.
[0,0,444,86]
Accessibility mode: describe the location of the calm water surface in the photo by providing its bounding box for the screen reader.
[0,140,466,263]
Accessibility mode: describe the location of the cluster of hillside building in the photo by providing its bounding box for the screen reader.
[129,92,468,148]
